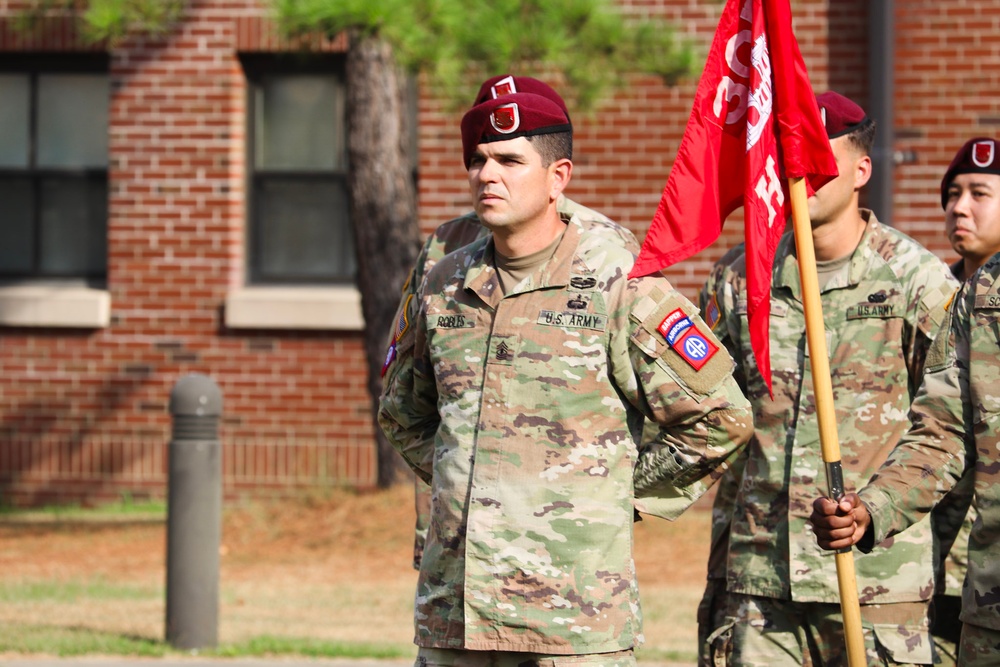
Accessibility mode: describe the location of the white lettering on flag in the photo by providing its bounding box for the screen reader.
[754,155,785,228]
[746,34,773,150]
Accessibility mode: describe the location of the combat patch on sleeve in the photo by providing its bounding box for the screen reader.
[632,293,732,397]
[704,292,721,330]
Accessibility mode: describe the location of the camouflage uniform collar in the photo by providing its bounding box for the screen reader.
[980,251,1000,277]
[463,215,582,306]
[949,258,968,282]
[773,209,880,301]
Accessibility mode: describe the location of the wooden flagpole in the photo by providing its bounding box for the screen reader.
[788,176,867,666]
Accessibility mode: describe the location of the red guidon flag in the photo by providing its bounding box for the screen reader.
[629,0,837,393]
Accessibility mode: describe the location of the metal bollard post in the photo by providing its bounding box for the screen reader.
[165,373,223,650]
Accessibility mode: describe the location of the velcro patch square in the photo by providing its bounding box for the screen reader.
[672,326,718,371]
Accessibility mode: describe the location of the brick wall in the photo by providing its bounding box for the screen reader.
[892,0,1000,257]
[1,0,998,506]
[0,1,374,505]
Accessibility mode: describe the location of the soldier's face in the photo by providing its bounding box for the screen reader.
[807,135,869,227]
[945,172,1000,266]
[467,137,556,233]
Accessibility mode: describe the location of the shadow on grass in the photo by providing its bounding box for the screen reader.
[1,623,414,659]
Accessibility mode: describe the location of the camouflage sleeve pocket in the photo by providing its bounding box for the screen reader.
[924,293,957,373]
[630,293,733,399]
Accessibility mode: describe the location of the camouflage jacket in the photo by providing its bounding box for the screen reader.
[379,212,753,654]
[385,198,638,570]
[702,212,958,603]
[859,253,1000,631]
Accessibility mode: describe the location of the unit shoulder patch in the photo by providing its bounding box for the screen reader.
[632,295,731,397]
[704,292,721,330]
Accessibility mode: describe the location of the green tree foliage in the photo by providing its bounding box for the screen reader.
[272,0,696,110]
[16,0,185,43]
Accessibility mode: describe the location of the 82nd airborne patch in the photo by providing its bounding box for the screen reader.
[657,308,719,371]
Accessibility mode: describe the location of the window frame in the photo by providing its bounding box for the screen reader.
[241,54,354,286]
[0,53,110,284]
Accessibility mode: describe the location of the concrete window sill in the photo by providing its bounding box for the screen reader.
[0,283,111,328]
[224,285,364,331]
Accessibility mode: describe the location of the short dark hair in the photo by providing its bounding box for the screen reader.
[527,131,572,165]
[845,118,876,156]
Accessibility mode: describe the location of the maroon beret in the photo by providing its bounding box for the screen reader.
[473,74,570,119]
[460,92,572,168]
[940,137,1000,208]
[815,91,871,139]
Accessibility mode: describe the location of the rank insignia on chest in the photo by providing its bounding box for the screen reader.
[489,336,517,364]
[657,308,719,371]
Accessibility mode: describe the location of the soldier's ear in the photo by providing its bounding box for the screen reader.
[549,158,572,201]
[854,154,872,190]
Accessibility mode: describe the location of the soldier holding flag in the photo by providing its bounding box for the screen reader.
[628,0,962,662]
[698,91,958,666]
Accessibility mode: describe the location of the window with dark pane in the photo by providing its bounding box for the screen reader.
[0,55,109,281]
[243,55,355,284]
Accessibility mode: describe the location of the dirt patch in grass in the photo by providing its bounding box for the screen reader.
[0,483,711,663]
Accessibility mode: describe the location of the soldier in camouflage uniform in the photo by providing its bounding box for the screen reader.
[698,91,959,666]
[385,75,640,570]
[927,138,1000,664]
[379,77,754,666]
[811,250,1000,666]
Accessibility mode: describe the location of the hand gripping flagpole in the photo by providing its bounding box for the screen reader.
[788,176,866,667]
